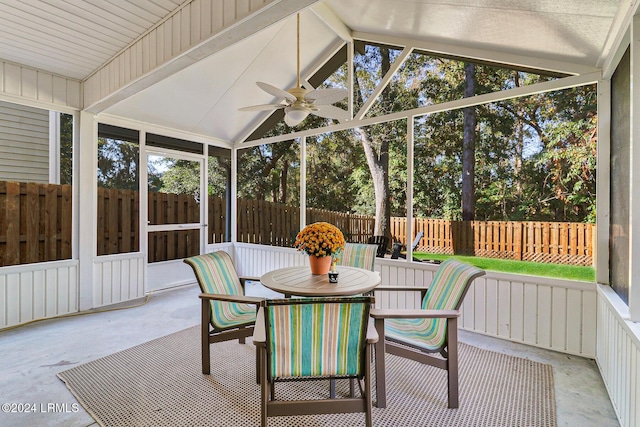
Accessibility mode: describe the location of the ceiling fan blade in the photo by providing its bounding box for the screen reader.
[305,88,348,105]
[312,104,350,120]
[238,104,285,112]
[256,82,296,102]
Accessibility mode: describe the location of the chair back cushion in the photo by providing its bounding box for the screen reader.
[422,259,485,311]
[265,297,373,379]
[385,259,484,351]
[338,243,377,271]
[184,252,255,329]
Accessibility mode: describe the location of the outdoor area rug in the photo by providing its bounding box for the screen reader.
[57,326,556,427]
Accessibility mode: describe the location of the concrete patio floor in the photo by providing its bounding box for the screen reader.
[0,282,620,427]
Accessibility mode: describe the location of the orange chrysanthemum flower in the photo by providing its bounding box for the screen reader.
[294,222,345,258]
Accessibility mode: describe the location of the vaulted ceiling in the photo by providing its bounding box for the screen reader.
[0,0,625,145]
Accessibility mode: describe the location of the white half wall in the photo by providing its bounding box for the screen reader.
[597,285,640,427]
[0,260,78,329]
[92,254,144,307]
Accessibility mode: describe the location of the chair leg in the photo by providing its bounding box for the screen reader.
[447,317,459,409]
[202,299,211,375]
[256,344,262,384]
[374,318,387,408]
[260,345,269,427]
[365,343,373,427]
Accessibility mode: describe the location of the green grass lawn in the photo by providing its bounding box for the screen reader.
[412,252,595,282]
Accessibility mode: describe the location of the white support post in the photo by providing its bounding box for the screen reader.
[77,111,98,311]
[406,116,415,261]
[300,136,307,229]
[48,111,61,184]
[231,146,238,244]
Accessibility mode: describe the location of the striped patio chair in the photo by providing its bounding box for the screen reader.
[338,243,378,271]
[254,296,377,427]
[184,251,264,375]
[370,259,485,408]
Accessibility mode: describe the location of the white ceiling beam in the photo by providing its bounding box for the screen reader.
[354,46,413,120]
[310,3,352,42]
[600,0,636,77]
[242,70,600,148]
[353,31,600,76]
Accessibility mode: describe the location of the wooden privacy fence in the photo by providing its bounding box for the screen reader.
[0,181,72,266]
[0,181,594,267]
[99,190,223,262]
[391,218,594,266]
[236,198,376,246]
[97,188,139,256]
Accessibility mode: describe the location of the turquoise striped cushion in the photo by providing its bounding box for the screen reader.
[184,252,256,329]
[338,243,377,271]
[385,260,484,351]
[266,297,371,379]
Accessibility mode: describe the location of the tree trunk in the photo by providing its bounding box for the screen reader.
[354,126,391,237]
[513,71,524,198]
[462,62,476,221]
[352,47,393,239]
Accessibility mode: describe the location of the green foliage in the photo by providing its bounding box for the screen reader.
[231,44,598,224]
[97,137,139,190]
[59,113,73,185]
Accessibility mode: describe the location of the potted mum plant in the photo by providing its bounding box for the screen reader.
[294,222,346,274]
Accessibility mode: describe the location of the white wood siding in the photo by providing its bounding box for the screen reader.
[92,254,145,307]
[0,260,78,329]
[234,244,598,358]
[459,272,597,357]
[597,285,640,427]
[83,0,274,109]
[234,243,307,277]
[0,60,81,109]
[0,100,49,182]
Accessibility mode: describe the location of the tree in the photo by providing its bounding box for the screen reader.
[352,46,415,238]
[461,63,477,220]
[97,138,139,190]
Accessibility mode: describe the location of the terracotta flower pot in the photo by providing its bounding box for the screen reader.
[309,255,332,275]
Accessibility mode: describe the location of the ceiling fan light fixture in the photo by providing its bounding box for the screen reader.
[284,105,309,126]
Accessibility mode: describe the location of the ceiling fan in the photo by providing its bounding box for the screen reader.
[239,13,349,127]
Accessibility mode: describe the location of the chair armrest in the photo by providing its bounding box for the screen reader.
[239,276,261,284]
[366,318,379,344]
[199,292,264,305]
[253,307,266,344]
[370,308,460,319]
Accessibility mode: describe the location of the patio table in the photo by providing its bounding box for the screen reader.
[260,265,381,297]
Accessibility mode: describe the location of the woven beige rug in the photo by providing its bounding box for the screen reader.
[58,326,556,427]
